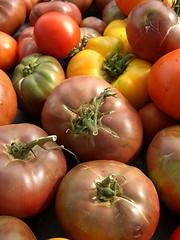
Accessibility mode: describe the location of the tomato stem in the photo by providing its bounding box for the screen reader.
[21,62,39,77]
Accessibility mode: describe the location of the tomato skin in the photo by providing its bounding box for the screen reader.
[33,12,81,59]
[148,49,180,120]
[0,123,67,218]
[0,0,26,36]
[146,125,180,214]
[12,53,65,116]
[60,0,93,13]
[42,75,143,164]
[0,31,19,71]
[0,215,37,240]
[169,226,180,240]
[18,26,41,61]
[126,1,180,63]
[0,70,17,126]
[55,160,160,240]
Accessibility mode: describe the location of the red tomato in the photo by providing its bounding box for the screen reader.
[126,1,180,63]
[0,123,67,218]
[0,0,26,36]
[138,102,176,147]
[55,160,160,240]
[33,12,81,59]
[169,226,180,240]
[0,69,17,126]
[18,26,41,61]
[0,31,19,71]
[41,75,143,164]
[146,125,180,214]
[148,49,180,120]
[0,215,37,240]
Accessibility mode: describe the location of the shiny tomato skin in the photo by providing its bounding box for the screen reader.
[148,49,180,120]
[0,70,17,126]
[169,226,180,240]
[146,125,180,214]
[0,215,37,240]
[55,160,160,240]
[0,0,26,36]
[0,123,67,218]
[41,76,143,164]
[0,31,19,71]
[33,12,81,59]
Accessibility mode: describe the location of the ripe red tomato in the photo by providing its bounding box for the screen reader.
[0,215,37,240]
[0,123,67,218]
[0,31,19,71]
[148,49,180,120]
[33,12,81,59]
[169,226,180,240]
[55,160,160,240]
[41,75,143,164]
[146,125,180,214]
[0,69,17,126]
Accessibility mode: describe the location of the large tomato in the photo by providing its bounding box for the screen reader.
[0,123,67,218]
[146,125,180,214]
[169,226,180,240]
[0,0,26,36]
[126,1,180,63]
[33,11,81,59]
[41,75,143,164]
[0,70,17,126]
[148,49,180,120]
[115,0,177,16]
[0,215,37,240]
[55,160,160,240]
[0,31,19,71]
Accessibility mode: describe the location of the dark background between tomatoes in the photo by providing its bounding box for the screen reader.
[12,3,180,240]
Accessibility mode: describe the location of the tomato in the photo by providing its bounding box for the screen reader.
[55,160,160,240]
[0,123,67,218]
[146,125,180,214]
[94,0,113,12]
[80,16,107,35]
[18,26,41,61]
[138,102,176,147]
[12,53,65,116]
[115,0,177,16]
[33,12,81,59]
[148,49,180,120]
[0,31,19,71]
[41,75,143,164]
[60,0,93,13]
[0,70,17,126]
[23,0,42,15]
[0,215,37,240]
[126,1,180,63]
[169,226,180,240]
[29,1,82,26]
[0,0,26,36]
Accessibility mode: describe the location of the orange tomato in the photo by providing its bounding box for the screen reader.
[0,31,19,71]
[0,69,18,125]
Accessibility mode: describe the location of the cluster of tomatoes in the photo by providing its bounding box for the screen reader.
[0,0,179,239]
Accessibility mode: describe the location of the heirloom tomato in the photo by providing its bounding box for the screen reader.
[60,0,93,13]
[0,0,26,36]
[23,0,42,15]
[0,31,19,71]
[169,226,180,240]
[94,0,113,12]
[33,12,81,59]
[18,26,41,61]
[66,35,152,110]
[12,53,65,116]
[126,1,180,63]
[80,16,107,35]
[115,0,177,16]
[55,160,160,240]
[0,70,17,126]
[0,123,67,218]
[29,1,82,26]
[41,75,143,164]
[148,49,180,120]
[146,125,180,214]
[0,215,37,240]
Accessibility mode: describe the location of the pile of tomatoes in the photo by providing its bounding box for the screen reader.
[0,0,179,239]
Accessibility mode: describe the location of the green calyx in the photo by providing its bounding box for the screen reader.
[21,62,39,77]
